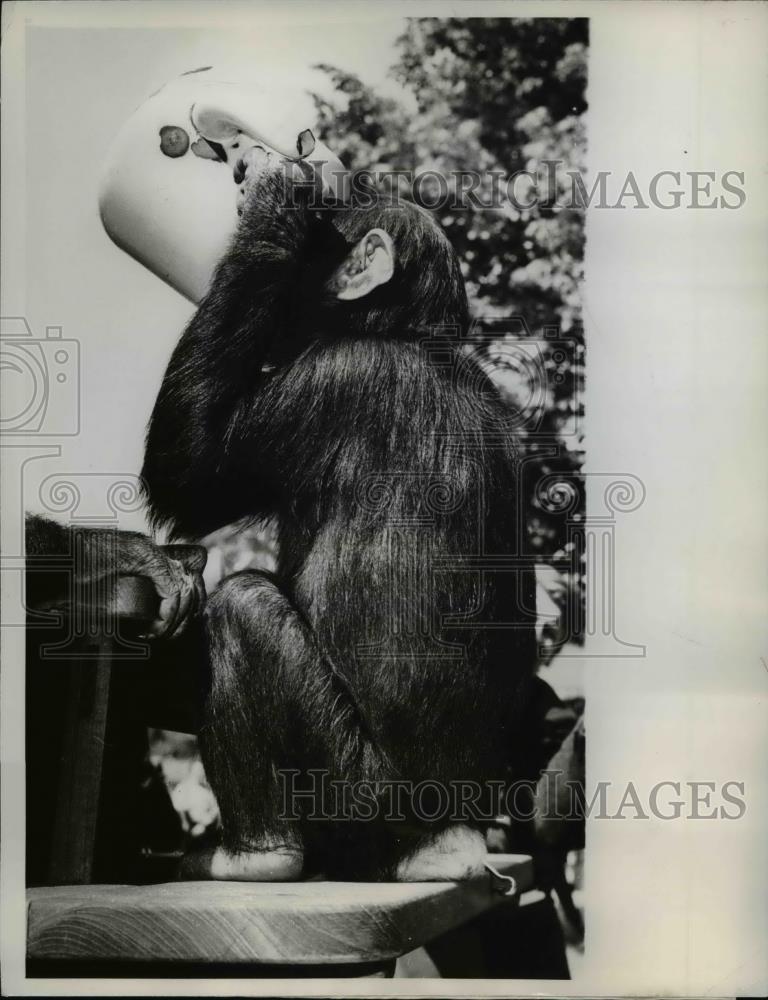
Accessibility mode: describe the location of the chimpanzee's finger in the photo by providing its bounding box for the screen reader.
[184,574,199,622]
[195,575,207,620]
[152,589,181,637]
[161,544,207,575]
[177,564,205,622]
[233,145,271,185]
[168,576,195,638]
[190,573,206,619]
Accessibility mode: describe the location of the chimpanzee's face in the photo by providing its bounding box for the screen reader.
[235,145,397,305]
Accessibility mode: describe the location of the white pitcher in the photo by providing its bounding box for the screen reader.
[99,67,349,303]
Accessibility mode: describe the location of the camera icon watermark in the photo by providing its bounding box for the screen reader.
[0,316,80,436]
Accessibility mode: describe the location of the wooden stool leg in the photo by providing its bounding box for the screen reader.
[49,641,112,885]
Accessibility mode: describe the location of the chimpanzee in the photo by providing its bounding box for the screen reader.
[138,149,538,882]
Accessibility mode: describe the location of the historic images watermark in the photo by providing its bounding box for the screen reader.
[283,160,747,211]
[0,317,80,437]
[278,770,748,824]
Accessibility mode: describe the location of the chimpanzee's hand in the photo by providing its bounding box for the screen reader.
[77,530,207,639]
[117,535,206,638]
[233,144,304,217]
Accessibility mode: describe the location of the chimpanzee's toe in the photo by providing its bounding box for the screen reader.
[178,844,304,881]
[394,825,487,882]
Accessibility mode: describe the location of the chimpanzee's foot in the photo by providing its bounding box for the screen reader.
[394,825,487,882]
[178,842,304,881]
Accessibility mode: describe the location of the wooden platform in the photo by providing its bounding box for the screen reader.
[27,855,532,970]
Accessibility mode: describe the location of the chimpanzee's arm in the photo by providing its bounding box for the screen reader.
[141,170,342,538]
[24,513,205,637]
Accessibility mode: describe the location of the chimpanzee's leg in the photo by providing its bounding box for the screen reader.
[187,569,375,880]
[178,572,296,879]
[190,569,487,882]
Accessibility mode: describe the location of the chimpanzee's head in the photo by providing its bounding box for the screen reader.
[304,197,470,340]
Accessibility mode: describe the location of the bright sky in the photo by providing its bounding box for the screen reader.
[23,20,409,531]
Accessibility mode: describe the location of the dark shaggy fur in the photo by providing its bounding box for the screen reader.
[142,170,537,877]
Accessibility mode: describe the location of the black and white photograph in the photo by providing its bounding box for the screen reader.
[1,2,766,996]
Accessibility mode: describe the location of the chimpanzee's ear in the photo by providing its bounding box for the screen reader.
[329,228,395,301]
